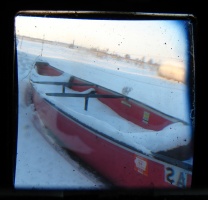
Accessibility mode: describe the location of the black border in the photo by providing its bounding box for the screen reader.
[1,0,207,199]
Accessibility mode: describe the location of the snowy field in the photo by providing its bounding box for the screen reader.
[15,38,193,189]
[15,40,112,189]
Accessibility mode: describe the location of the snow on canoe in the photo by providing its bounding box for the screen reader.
[29,61,193,188]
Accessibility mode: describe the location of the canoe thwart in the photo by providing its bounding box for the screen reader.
[32,81,97,93]
[45,92,124,111]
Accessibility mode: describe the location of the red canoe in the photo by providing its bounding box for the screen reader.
[29,61,193,188]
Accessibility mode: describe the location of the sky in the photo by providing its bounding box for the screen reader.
[15,15,190,64]
[15,36,193,189]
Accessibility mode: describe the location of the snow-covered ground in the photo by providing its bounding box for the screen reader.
[15,38,193,189]
[15,40,112,189]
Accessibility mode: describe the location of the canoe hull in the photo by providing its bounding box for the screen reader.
[31,86,192,188]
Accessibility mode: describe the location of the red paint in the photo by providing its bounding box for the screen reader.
[31,63,192,188]
[70,77,174,131]
[32,87,192,188]
[35,62,63,76]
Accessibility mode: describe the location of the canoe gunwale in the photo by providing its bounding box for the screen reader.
[38,94,192,172]
[30,61,193,187]
[31,78,188,126]
[31,61,193,168]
